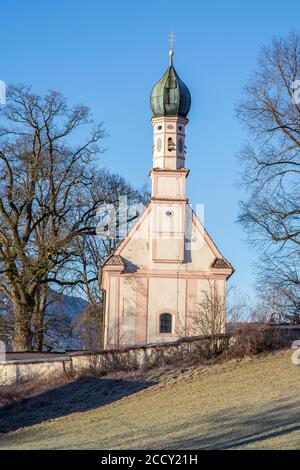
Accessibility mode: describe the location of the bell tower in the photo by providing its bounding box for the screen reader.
[151,114,188,170]
[149,38,191,262]
[149,41,191,202]
[101,35,234,349]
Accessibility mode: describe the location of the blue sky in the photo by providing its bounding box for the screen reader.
[1,0,299,299]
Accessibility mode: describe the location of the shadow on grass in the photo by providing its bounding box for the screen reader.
[0,376,154,433]
[158,399,300,449]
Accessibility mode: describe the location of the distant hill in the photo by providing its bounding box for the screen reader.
[45,290,88,351]
[46,290,88,318]
[0,290,88,351]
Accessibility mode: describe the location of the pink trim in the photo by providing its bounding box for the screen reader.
[117,277,121,341]
[149,168,189,175]
[104,282,110,347]
[135,278,148,344]
[186,278,197,335]
[152,230,184,235]
[185,278,188,334]
[151,200,187,206]
[152,258,185,264]
[116,277,120,347]
[145,278,149,342]
[120,270,229,279]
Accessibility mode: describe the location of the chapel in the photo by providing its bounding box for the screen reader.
[101,44,233,348]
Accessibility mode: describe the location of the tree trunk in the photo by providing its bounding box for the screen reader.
[12,303,33,351]
[32,285,48,352]
[32,308,44,352]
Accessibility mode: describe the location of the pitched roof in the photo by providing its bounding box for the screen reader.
[104,254,125,267]
[211,258,232,269]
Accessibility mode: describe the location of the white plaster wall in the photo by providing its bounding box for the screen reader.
[106,276,119,345]
[119,277,136,345]
[0,360,70,386]
[185,219,216,271]
[121,211,151,270]
[104,203,230,348]
[147,277,186,343]
[155,175,186,199]
[1,334,234,386]
[120,205,216,272]
[106,275,227,348]
[152,116,186,170]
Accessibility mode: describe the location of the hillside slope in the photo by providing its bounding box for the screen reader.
[0,350,300,449]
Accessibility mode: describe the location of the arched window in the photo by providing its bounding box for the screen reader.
[167,137,176,151]
[159,313,172,333]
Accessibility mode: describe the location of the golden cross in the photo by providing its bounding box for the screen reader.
[169,31,175,50]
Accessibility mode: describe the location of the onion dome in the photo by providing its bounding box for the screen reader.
[150,49,191,118]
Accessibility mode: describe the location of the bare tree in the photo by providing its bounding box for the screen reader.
[236,32,300,320]
[68,170,149,349]
[256,273,300,323]
[227,287,254,324]
[76,303,103,350]
[187,281,227,354]
[0,85,105,350]
[0,293,13,349]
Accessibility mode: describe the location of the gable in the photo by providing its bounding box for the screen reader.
[103,202,232,273]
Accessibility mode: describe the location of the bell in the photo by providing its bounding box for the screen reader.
[168,137,176,151]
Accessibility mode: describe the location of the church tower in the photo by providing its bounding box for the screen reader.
[150,48,190,172]
[101,41,233,349]
[149,44,191,263]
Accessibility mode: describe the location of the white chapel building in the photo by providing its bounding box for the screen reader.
[101,47,233,348]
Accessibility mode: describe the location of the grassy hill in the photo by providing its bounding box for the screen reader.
[0,349,300,449]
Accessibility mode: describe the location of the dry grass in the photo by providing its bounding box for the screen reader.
[0,374,71,408]
[0,349,299,449]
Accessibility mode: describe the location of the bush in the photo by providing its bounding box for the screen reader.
[221,325,289,360]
